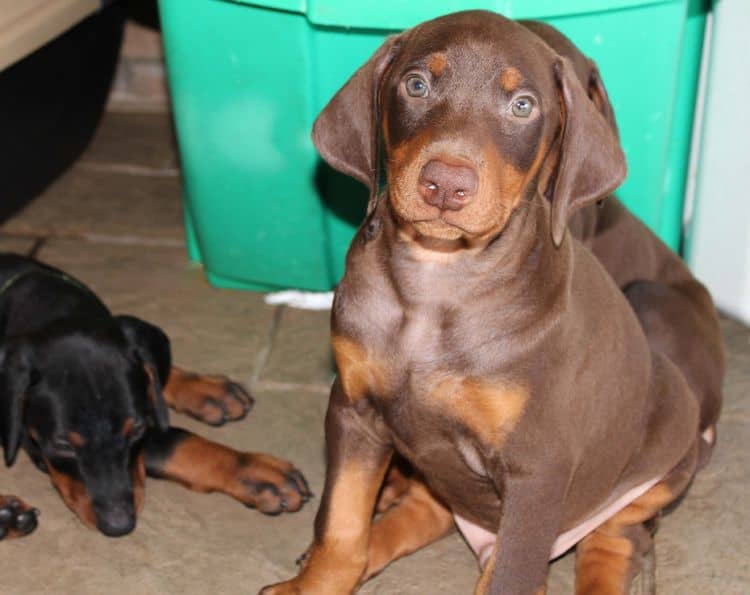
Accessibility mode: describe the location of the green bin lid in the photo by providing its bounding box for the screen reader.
[226,0,677,28]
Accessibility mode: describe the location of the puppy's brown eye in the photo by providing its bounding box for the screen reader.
[511,96,534,117]
[405,75,429,97]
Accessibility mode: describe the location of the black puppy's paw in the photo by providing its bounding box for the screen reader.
[0,495,39,540]
[167,372,255,426]
[198,377,255,426]
[227,454,312,515]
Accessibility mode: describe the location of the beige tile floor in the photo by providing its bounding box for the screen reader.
[0,110,748,594]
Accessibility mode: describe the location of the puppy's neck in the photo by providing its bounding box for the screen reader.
[381,193,562,273]
[377,193,570,309]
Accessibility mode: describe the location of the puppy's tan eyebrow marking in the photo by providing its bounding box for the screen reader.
[427,52,448,75]
[122,417,134,436]
[499,67,523,92]
[68,431,85,447]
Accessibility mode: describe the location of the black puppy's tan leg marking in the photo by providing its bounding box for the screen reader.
[163,366,254,426]
[145,428,310,515]
[364,478,453,582]
[0,495,38,540]
[575,443,698,595]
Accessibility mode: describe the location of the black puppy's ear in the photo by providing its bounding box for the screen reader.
[116,316,170,432]
[0,343,31,466]
[549,57,627,247]
[312,34,403,211]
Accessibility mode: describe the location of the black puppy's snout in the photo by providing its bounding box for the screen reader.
[95,501,136,537]
[418,159,478,211]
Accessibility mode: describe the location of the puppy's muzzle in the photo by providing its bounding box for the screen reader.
[418,159,478,211]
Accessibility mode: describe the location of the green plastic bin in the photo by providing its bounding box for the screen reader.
[159,0,708,291]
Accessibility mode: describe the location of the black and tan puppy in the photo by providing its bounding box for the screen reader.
[262,10,723,595]
[0,253,310,539]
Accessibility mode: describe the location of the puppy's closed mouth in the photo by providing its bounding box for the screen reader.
[397,210,473,233]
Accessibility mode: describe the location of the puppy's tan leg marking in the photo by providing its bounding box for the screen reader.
[263,458,391,595]
[575,443,698,595]
[163,366,253,425]
[332,336,388,403]
[375,463,413,513]
[364,478,453,581]
[160,434,310,514]
[473,545,497,595]
[473,546,547,595]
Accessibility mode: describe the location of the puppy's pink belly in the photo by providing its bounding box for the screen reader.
[454,475,663,567]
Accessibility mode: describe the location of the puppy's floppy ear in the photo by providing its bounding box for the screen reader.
[116,316,170,432]
[549,57,627,247]
[312,34,403,209]
[587,61,620,140]
[0,342,31,466]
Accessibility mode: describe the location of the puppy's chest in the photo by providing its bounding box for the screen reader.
[332,303,529,455]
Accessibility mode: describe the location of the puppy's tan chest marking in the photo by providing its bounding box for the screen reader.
[333,295,528,448]
[331,335,389,403]
[427,376,529,447]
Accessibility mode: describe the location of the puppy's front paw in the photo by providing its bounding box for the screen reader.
[167,371,254,426]
[0,495,38,539]
[227,454,312,515]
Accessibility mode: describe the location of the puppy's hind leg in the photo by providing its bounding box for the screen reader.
[364,477,454,582]
[624,279,724,465]
[574,440,698,595]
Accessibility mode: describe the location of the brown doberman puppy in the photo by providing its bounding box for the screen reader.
[262,10,723,595]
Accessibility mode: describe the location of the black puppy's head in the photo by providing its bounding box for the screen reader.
[0,316,169,537]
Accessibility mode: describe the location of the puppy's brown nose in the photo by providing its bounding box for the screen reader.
[418,159,478,211]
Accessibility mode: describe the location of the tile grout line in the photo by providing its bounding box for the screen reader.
[27,237,46,259]
[253,380,331,396]
[77,161,180,178]
[0,230,185,248]
[250,305,286,387]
